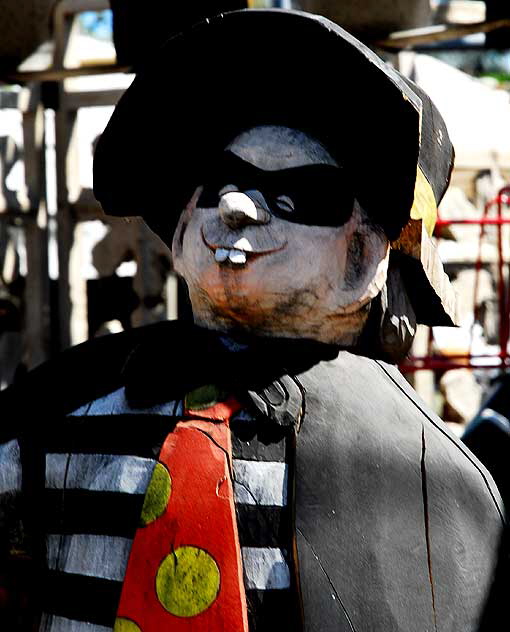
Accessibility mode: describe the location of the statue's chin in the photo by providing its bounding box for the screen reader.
[189,293,372,347]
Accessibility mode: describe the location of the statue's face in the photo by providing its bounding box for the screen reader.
[172,126,389,344]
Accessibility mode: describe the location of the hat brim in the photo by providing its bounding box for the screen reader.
[93,9,423,241]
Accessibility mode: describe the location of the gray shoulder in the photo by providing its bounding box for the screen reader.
[298,351,505,523]
[296,352,504,630]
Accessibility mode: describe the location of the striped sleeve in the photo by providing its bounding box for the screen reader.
[0,439,22,494]
[231,412,301,631]
[0,439,24,558]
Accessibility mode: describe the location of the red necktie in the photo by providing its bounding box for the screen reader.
[114,392,249,632]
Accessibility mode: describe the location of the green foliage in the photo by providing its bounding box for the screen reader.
[480,71,510,84]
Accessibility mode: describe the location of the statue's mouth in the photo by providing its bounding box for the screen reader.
[201,220,287,266]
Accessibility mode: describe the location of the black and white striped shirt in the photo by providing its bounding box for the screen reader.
[1,384,301,631]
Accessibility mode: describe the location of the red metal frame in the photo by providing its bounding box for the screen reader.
[400,186,510,374]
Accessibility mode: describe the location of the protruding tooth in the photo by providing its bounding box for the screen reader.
[233,237,253,252]
[215,248,229,262]
[229,249,247,264]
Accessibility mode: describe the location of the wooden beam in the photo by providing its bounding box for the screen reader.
[64,89,126,109]
[431,1,486,25]
[54,106,79,350]
[376,18,510,49]
[1,64,131,84]
[21,85,45,213]
[57,0,109,16]
[0,137,20,215]
[21,84,52,368]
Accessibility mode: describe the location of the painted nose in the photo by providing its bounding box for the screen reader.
[219,191,270,229]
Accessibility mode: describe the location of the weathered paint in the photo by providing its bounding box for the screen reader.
[69,387,181,417]
[241,547,291,590]
[234,460,288,506]
[0,439,21,493]
[47,534,133,582]
[45,453,155,494]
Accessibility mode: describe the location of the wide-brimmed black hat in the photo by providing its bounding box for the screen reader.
[93,9,453,243]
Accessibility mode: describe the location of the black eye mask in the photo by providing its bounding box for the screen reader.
[197,151,355,227]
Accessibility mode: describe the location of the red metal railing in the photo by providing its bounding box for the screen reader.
[400,186,510,374]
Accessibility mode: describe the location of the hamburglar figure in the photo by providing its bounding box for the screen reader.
[0,9,506,632]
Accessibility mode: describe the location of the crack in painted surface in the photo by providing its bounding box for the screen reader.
[194,426,234,481]
[234,478,261,506]
[296,527,357,632]
[421,424,438,632]
[375,360,505,524]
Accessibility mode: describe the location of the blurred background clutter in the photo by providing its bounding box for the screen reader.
[0,2,509,450]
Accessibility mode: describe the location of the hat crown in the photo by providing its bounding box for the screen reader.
[228,125,339,172]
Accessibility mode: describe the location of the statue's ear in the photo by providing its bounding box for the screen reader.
[377,263,417,362]
[358,259,417,363]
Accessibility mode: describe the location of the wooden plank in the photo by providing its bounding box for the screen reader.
[53,5,79,71]
[24,220,51,369]
[57,0,110,16]
[64,89,125,110]
[20,85,44,213]
[2,64,131,84]
[0,136,20,214]
[296,0,431,34]
[376,18,510,49]
[432,1,486,25]
[21,84,52,368]
[54,106,79,350]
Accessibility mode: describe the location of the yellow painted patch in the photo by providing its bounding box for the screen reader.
[113,618,142,632]
[410,167,437,236]
[156,546,220,617]
[139,463,171,526]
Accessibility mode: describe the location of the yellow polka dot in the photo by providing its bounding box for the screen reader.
[140,463,172,526]
[113,618,142,632]
[156,546,220,617]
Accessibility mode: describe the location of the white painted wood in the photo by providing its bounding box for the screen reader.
[241,547,291,590]
[47,534,132,582]
[45,453,155,494]
[39,613,112,632]
[431,1,486,25]
[0,439,22,493]
[234,460,288,507]
[68,386,182,417]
